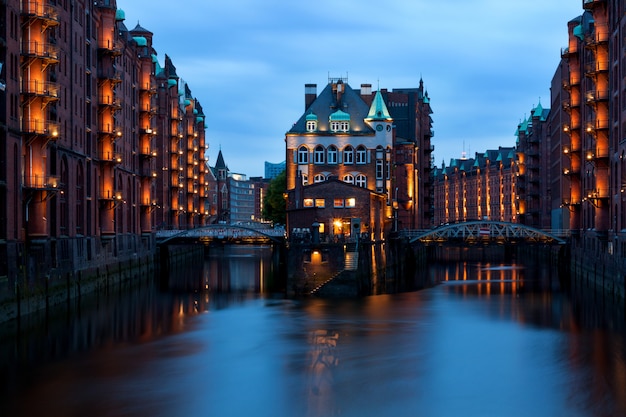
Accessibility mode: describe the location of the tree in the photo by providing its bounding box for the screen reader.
[262,169,286,225]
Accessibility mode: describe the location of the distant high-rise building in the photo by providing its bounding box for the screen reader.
[265,161,286,179]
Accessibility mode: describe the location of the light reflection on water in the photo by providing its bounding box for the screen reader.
[1,248,625,417]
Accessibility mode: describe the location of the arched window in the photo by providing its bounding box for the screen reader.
[60,157,69,235]
[343,174,354,184]
[343,145,354,164]
[302,173,309,185]
[297,146,309,164]
[327,145,338,164]
[314,145,325,164]
[314,174,326,183]
[356,145,367,164]
[76,163,84,235]
[356,174,367,188]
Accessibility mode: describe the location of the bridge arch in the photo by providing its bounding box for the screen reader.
[156,224,285,244]
[405,221,567,245]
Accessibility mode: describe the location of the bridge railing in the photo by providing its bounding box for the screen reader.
[398,223,570,244]
[156,225,286,241]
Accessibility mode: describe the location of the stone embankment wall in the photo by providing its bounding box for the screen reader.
[0,243,203,323]
[570,244,625,304]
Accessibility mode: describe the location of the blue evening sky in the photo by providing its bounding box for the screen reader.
[118,0,583,177]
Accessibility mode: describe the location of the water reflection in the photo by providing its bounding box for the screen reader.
[0,249,625,417]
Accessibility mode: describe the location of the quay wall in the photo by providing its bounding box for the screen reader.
[0,236,202,324]
[570,241,625,305]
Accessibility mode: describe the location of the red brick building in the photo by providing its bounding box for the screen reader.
[433,147,517,225]
[0,1,208,289]
[284,77,434,238]
[286,176,387,242]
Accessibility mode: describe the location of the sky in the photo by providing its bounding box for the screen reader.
[118,0,584,178]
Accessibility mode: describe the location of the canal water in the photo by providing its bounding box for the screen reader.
[1,245,625,417]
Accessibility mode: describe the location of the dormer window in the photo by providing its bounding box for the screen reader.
[329,110,350,132]
[305,112,318,132]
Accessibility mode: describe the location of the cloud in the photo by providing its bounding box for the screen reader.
[119,0,584,176]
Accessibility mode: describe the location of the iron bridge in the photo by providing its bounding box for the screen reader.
[400,221,568,245]
[156,224,286,244]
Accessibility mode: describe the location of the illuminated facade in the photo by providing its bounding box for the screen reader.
[153,55,208,230]
[558,1,619,249]
[433,147,516,225]
[515,101,551,229]
[0,1,207,288]
[285,77,433,238]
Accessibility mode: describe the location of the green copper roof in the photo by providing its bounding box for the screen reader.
[305,112,318,121]
[115,9,125,21]
[167,79,177,87]
[366,90,392,120]
[532,100,543,118]
[573,24,583,41]
[133,36,147,47]
[329,109,350,121]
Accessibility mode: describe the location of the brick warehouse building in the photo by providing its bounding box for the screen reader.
[285,77,434,239]
[0,1,208,298]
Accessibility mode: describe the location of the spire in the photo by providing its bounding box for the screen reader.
[215,149,227,170]
[366,90,392,121]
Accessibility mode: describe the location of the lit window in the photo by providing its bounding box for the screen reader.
[334,198,344,207]
[314,174,326,183]
[345,198,356,207]
[343,146,354,164]
[356,146,367,164]
[376,160,383,179]
[356,174,367,188]
[303,198,314,207]
[298,146,308,164]
[314,145,325,164]
[327,145,338,164]
[315,199,325,208]
[343,174,354,184]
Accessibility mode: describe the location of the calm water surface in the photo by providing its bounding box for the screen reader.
[1,246,625,417]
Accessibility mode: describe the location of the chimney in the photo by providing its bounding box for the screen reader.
[361,84,372,96]
[305,84,317,110]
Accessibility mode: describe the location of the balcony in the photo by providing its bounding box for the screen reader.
[98,39,123,56]
[21,80,59,107]
[22,118,59,141]
[140,147,157,158]
[97,68,122,84]
[585,61,609,76]
[99,189,123,209]
[98,123,121,138]
[23,174,60,190]
[139,103,156,114]
[21,41,59,69]
[583,0,606,10]
[99,151,122,164]
[585,89,609,104]
[98,94,122,110]
[21,1,59,30]
[584,24,609,47]
[140,82,157,94]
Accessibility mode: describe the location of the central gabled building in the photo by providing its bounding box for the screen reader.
[285,76,434,240]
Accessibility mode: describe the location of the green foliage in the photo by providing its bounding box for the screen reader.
[262,169,286,225]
